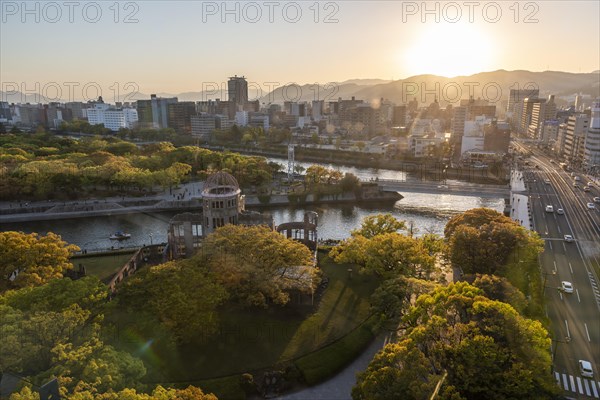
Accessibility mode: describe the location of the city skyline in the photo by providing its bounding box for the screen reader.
[1,1,599,94]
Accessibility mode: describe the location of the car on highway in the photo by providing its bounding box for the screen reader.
[561,281,574,293]
[557,208,564,215]
[594,197,600,203]
[564,234,574,242]
[584,186,591,192]
[545,205,554,212]
[579,360,594,378]
[573,183,579,188]
[588,202,596,209]
[544,179,551,184]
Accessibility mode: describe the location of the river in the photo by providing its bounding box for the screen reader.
[1,158,504,252]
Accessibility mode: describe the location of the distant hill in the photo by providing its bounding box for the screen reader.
[350,70,600,106]
[1,71,598,105]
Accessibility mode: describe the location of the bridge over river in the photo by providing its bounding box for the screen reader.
[374,179,514,199]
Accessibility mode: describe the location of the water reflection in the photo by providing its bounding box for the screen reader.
[2,157,504,251]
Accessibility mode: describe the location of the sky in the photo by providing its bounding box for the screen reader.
[1,0,599,98]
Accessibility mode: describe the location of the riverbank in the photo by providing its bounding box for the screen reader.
[0,186,402,224]
[208,145,509,184]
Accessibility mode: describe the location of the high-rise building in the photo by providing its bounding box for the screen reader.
[528,95,557,140]
[311,100,324,121]
[0,101,12,123]
[167,101,196,134]
[65,102,87,120]
[584,98,600,170]
[191,114,217,141]
[392,105,407,127]
[563,114,590,166]
[137,95,178,129]
[228,76,248,112]
[507,88,539,116]
[518,97,544,135]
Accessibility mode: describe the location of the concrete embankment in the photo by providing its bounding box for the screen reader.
[0,190,402,223]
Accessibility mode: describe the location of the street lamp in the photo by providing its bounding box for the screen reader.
[149,233,153,246]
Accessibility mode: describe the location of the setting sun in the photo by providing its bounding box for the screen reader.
[402,23,495,78]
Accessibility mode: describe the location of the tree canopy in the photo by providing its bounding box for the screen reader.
[444,208,543,275]
[353,282,558,400]
[0,231,79,291]
[330,214,438,279]
[117,259,228,343]
[199,224,319,308]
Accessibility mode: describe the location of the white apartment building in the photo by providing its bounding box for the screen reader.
[584,98,600,169]
[563,114,589,166]
[460,116,492,154]
[86,103,138,131]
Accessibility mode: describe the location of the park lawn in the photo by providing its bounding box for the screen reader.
[71,251,135,282]
[105,251,380,384]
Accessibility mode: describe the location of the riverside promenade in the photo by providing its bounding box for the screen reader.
[0,182,203,224]
[509,168,532,230]
[0,181,401,224]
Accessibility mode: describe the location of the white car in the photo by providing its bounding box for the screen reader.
[556,208,564,215]
[561,281,574,293]
[544,179,551,185]
[594,197,600,204]
[564,235,574,242]
[584,186,591,192]
[587,202,596,209]
[545,205,554,213]
[579,360,594,378]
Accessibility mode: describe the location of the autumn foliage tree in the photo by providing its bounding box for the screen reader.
[0,231,79,291]
[199,225,318,308]
[444,208,543,275]
[330,214,438,279]
[117,260,228,343]
[353,282,559,400]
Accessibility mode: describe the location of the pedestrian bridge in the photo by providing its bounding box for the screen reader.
[373,179,511,198]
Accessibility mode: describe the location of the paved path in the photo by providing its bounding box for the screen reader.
[509,169,532,230]
[275,335,388,400]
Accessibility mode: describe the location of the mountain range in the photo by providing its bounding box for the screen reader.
[1,70,598,106]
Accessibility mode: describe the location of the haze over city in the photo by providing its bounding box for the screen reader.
[2,2,600,400]
[2,1,599,93]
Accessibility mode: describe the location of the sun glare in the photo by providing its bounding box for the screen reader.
[402,24,494,78]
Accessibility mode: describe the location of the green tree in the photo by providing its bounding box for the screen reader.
[351,214,406,238]
[117,260,228,343]
[0,231,79,291]
[200,225,318,308]
[330,233,436,279]
[354,282,558,399]
[444,208,543,275]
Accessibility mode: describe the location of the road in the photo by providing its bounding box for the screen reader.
[518,145,600,399]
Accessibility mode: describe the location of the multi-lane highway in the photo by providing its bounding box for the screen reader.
[517,145,600,399]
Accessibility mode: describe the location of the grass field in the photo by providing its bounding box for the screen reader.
[104,251,380,385]
[71,251,136,282]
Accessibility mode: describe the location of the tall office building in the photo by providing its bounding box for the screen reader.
[563,114,590,166]
[584,98,600,170]
[167,102,196,134]
[137,95,178,129]
[507,88,539,115]
[228,76,248,110]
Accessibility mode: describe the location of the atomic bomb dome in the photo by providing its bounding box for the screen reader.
[202,171,241,196]
[201,171,243,236]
